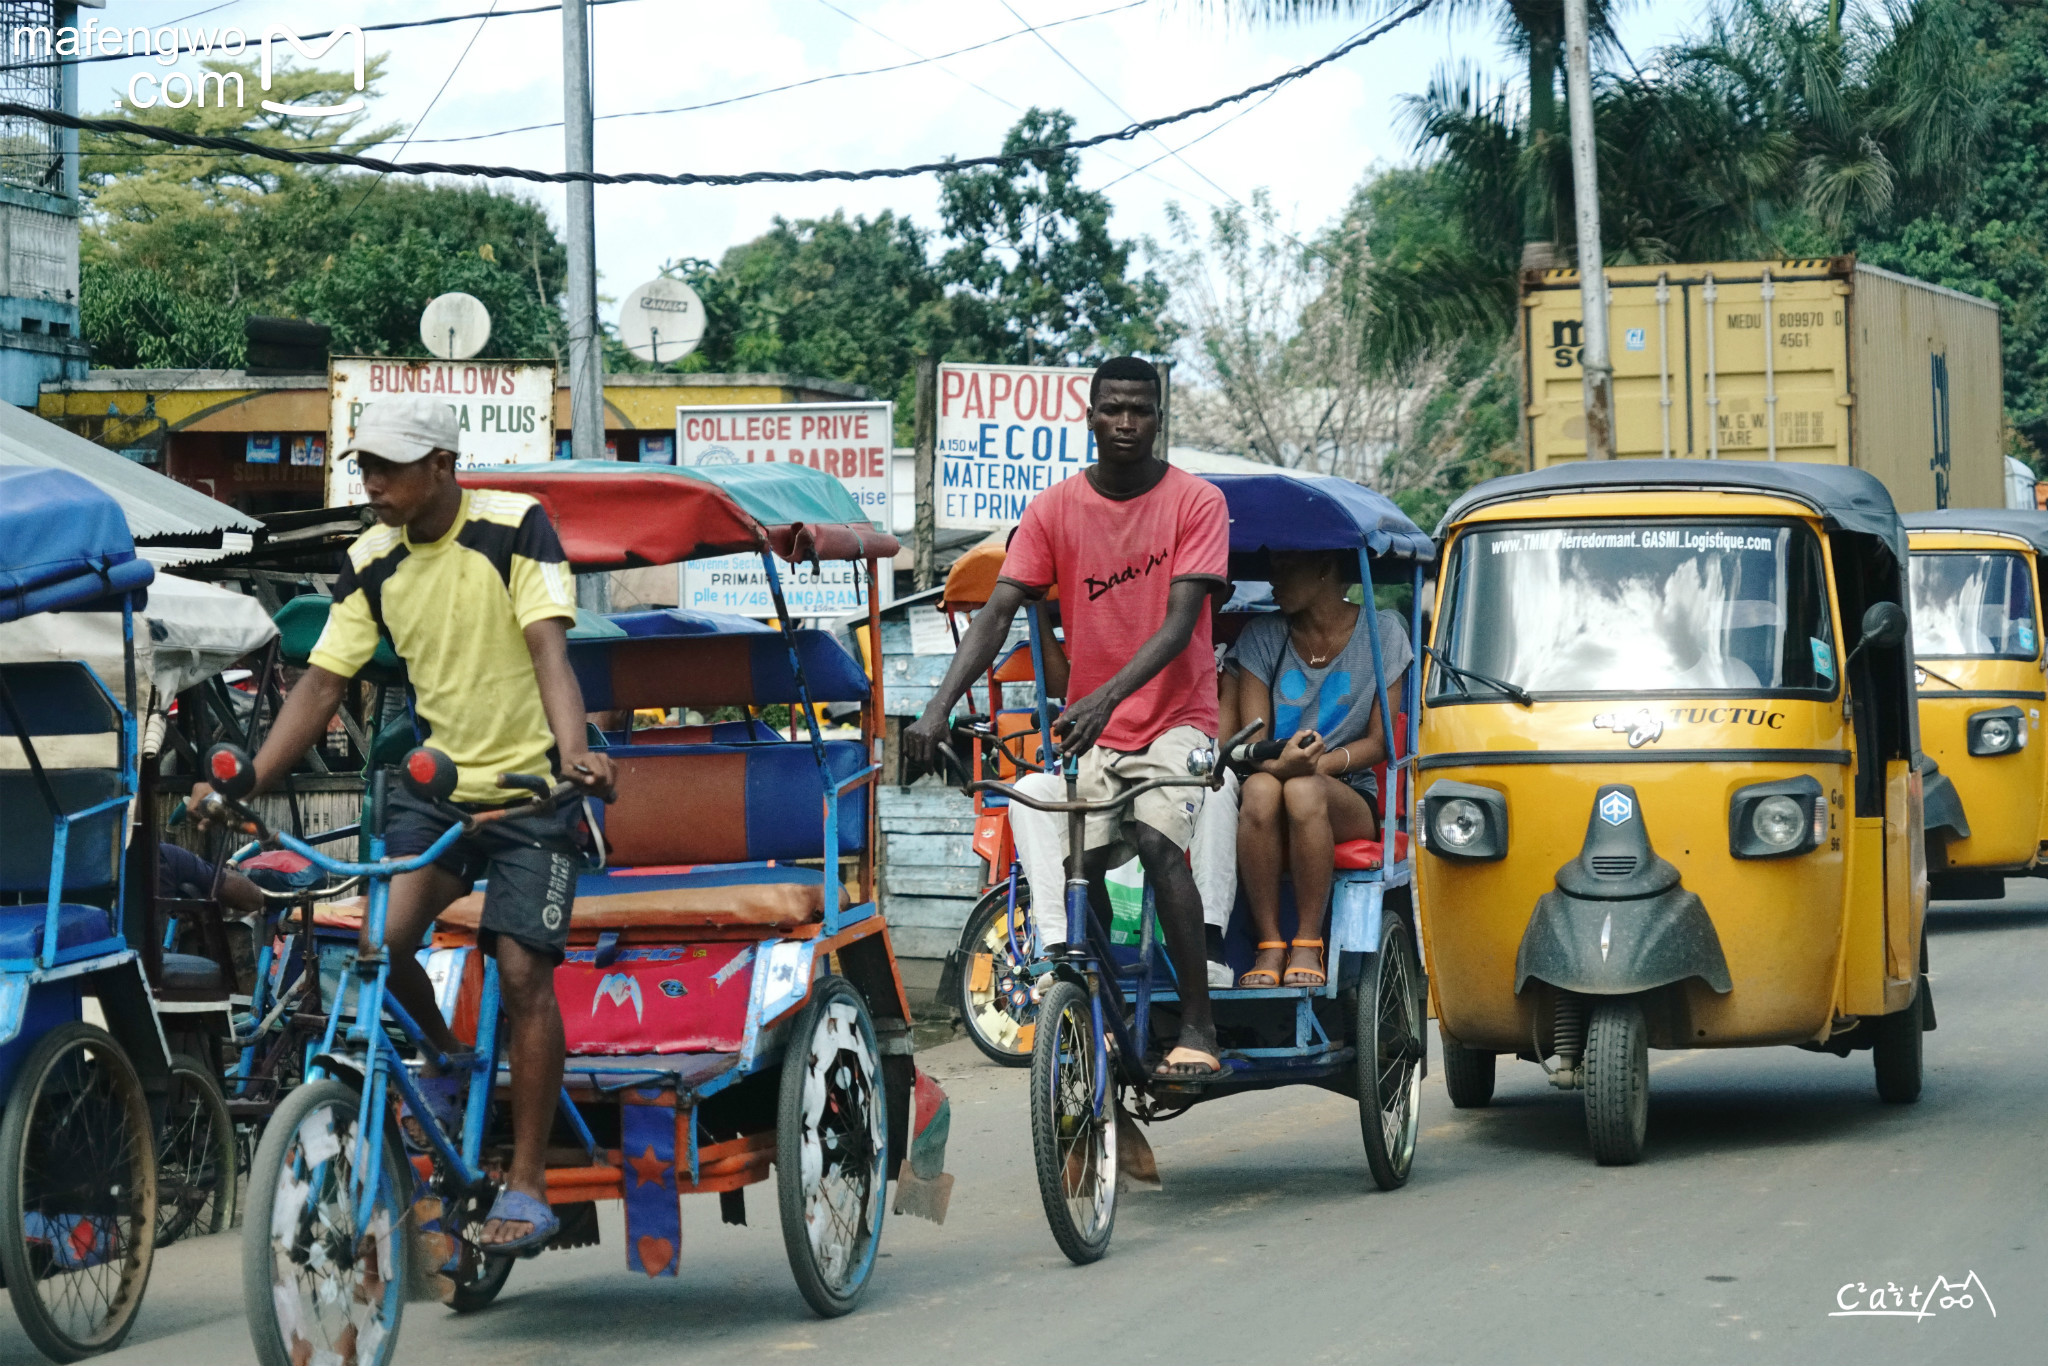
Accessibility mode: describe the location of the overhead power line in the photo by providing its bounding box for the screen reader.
[405,0,1150,147]
[0,0,1436,189]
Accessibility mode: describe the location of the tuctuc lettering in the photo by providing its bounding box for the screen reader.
[1667,706,1786,728]
[1590,705,1788,742]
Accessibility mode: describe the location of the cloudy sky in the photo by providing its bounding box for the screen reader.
[73,1,1702,327]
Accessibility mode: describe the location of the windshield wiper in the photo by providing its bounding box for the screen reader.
[1426,646,1533,708]
[1917,663,1962,690]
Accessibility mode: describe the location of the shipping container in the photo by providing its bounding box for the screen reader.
[1521,257,2003,513]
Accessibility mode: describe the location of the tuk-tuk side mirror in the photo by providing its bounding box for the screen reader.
[1843,601,1907,677]
[1860,601,1908,652]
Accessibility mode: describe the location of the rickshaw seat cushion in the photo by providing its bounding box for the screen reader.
[158,951,225,993]
[436,864,841,936]
[0,903,112,962]
[570,629,870,710]
[991,642,1038,684]
[0,769,124,893]
[597,741,870,867]
[1334,835,1409,871]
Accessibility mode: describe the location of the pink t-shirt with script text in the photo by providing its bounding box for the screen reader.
[1001,465,1229,752]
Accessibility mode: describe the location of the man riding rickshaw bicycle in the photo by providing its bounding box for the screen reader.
[909,359,1432,1263]
[188,403,949,1366]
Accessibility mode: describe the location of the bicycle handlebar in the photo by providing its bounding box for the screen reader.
[194,742,586,879]
[934,719,1264,815]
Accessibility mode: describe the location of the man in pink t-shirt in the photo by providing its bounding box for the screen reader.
[906,356,1230,1078]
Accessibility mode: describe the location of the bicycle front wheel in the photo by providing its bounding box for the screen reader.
[1030,980,1117,1265]
[242,1079,410,1366]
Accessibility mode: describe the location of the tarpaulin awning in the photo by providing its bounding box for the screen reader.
[0,571,277,704]
[0,398,257,544]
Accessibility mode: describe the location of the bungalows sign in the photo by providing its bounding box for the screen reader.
[935,362,1096,530]
[677,401,893,617]
[325,358,555,507]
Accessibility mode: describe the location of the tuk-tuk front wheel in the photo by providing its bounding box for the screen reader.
[1439,1027,1496,1109]
[1582,998,1649,1166]
[1871,995,1924,1105]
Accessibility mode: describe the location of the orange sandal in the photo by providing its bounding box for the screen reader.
[1282,938,1327,988]
[1238,942,1288,988]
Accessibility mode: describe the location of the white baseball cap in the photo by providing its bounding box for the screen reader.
[342,394,461,464]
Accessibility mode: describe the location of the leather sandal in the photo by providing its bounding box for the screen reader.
[1238,941,1287,988]
[1283,938,1327,988]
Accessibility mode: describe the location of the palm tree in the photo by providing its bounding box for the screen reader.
[1231,1,1985,374]
[1213,2,1630,268]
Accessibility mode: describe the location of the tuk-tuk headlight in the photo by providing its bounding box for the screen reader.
[1750,796,1805,850]
[1421,781,1507,863]
[1968,707,2025,756]
[1729,776,1825,860]
[1435,799,1485,848]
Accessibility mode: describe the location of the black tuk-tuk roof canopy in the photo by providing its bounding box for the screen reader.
[1437,459,1906,558]
[1901,509,2048,557]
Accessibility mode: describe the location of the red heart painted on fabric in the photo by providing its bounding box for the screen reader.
[637,1234,674,1277]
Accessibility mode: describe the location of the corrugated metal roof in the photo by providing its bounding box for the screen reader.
[0,398,259,540]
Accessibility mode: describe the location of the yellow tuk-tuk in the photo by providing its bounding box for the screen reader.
[1903,511,2048,899]
[1417,460,1932,1165]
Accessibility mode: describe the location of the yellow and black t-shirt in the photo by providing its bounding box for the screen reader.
[310,490,577,803]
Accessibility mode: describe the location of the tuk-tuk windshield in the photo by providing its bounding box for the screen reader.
[1432,519,1836,699]
[1909,551,2038,659]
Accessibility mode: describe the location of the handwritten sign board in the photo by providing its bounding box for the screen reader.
[676,401,893,617]
[326,358,555,507]
[935,362,1096,530]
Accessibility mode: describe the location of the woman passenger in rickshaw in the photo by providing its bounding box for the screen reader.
[1228,550,1411,988]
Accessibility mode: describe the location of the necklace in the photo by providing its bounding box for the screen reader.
[1294,603,1357,669]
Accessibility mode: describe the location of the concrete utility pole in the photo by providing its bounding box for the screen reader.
[562,0,608,607]
[1562,0,1615,461]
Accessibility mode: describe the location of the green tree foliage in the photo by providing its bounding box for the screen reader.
[1376,0,1985,373]
[78,60,567,367]
[641,212,951,433]
[1856,0,2048,456]
[626,110,1173,442]
[1210,2,1629,261]
[936,108,1175,365]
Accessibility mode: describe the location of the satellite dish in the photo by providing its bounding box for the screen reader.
[618,276,704,364]
[420,292,491,360]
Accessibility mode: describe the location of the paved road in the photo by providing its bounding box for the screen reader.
[17,885,2043,1366]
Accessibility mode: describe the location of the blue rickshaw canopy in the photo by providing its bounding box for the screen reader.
[1205,472,1436,578]
[0,467,154,624]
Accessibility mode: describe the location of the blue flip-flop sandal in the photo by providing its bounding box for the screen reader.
[478,1189,560,1259]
